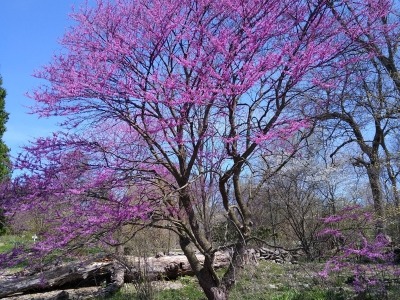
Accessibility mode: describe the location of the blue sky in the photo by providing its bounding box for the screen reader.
[0,1,90,158]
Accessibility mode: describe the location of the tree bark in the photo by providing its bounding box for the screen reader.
[366,163,385,235]
[103,244,125,297]
[178,234,232,300]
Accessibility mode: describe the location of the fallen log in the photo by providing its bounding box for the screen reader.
[4,287,101,300]
[124,251,231,280]
[0,252,231,299]
[0,256,113,298]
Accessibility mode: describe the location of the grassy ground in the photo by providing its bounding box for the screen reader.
[1,235,399,300]
[106,260,400,300]
[0,234,32,253]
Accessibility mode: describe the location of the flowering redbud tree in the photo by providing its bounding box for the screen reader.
[0,0,373,299]
[319,206,399,298]
[327,0,400,93]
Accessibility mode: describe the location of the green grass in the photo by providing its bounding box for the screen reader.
[103,284,136,300]
[227,261,350,300]
[104,261,357,300]
[105,260,400,300]
[0,234,32,253]
[270,289,349,300]
[156,283,204,300]
[106,284,349,300]
[105,277,204,300]
[2,236,397,300]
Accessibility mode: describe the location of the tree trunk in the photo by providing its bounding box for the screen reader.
[198,242,250,300]
[197,269,229,300]
[381,142,400,241]
[103,245,125,297]
[178,234,234,300]
[366,163,385,235]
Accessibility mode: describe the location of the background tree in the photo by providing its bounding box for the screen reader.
[327,0,400,93]
[0,75,10,234]
[307,0,400,235]
[0,76,9,179]
[315,53,400,235]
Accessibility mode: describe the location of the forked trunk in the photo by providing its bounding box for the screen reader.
[188,254,230,300]
[199,279,228,300]
[208,287,229,300]
[197,242,247,300]
[179,236,242,300]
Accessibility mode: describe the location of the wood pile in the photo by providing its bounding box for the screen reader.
[257,247,300,264]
